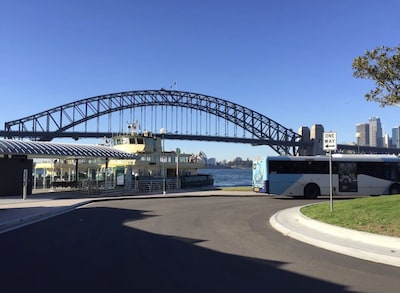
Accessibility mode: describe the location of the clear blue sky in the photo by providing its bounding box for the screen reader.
[1,0,400,161]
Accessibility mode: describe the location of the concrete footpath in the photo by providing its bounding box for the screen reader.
[1,190,399,268]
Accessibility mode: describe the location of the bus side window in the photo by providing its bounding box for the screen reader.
[332,162,338,174]
[388,163,400,181]
[269,161,281,173]
[397,164,400,181]
[382,163,398,181]
[392,166,398,181]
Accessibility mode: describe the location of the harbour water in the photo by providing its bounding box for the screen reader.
[199,168,252,187]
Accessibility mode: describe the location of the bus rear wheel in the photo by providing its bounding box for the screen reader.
[389,183,400,195]
[304,183,320,199]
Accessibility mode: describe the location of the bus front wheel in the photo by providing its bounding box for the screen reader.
[304,183,320,199]
[389,183,400,195]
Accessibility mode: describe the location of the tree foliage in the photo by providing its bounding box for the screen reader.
[352,45,400,107]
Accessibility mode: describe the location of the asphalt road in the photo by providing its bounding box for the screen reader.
[0,195,399,293]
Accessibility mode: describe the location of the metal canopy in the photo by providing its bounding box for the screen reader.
[0,140,136,159]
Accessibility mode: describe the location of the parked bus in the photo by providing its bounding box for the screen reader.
[252,154,400,198]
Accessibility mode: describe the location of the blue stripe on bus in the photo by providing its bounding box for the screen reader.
[268,173,303,195]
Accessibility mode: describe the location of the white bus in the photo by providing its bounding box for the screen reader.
[252,154,400,198]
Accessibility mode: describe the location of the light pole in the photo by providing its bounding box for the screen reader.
[356,132,361,154]
[160,128,167,194]
[176,147,181,189]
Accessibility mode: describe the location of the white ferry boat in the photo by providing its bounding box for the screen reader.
[108,126,214,188]
[33,125,213,190]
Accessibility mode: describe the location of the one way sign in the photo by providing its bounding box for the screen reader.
[323,132,337,151]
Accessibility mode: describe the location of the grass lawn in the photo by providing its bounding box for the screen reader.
[301,195,400,237]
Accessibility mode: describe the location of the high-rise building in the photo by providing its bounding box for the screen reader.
[356,123,369,146]
[392,126,400,148]
[383,133,391,148]
[298,126,311,155]
[310,124,324,155]
[368,117,383,147]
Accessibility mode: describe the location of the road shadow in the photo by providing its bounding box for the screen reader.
[0,206,357,293]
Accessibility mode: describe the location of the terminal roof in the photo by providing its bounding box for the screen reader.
[0,139,136,159]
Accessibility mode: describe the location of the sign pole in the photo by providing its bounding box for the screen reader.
[323,132,337,213]
[22,169,28,200]
[329,150,333,212]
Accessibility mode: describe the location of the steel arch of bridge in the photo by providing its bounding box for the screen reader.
[4,89,302,155]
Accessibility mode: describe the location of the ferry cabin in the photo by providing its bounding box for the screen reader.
[109,131,206,179]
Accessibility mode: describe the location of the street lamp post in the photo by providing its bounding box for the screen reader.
[356,132,361,154]
[160,128,167,194]
[176,147,181,189]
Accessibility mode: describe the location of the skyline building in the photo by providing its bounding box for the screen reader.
[298,126,311,155]
[368,117,383,147]
[383,133,391,148]
[392,126,400,148]
[356,123,369,146]
[310,124,324,155]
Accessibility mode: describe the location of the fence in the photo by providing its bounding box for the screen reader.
[33,177,181,196]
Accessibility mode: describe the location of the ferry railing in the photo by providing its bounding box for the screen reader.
[79,178,180,196]
[133,178,180,193]
[32,177,181,196]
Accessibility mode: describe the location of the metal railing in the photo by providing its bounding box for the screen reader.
[32,178,181,196]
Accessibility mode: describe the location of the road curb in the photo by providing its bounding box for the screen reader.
[296,207,400,248]
[270,206,400,267]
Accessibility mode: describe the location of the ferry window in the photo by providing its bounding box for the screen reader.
[147,139,154,149]
[129,138,135,144]
[115,138,121,145]
[137,138,144,144]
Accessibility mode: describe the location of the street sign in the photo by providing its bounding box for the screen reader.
[323,132,337,151]
[323,132,337,212]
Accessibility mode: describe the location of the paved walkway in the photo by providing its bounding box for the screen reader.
[1,191,399,267]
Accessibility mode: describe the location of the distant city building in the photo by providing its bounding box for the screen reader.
[392,126,400,148]
[298,126,311,155]
[368,117,383,147]
[356,123,369,146]
[310,124,324,155]
[383,133,391,148]
[298,126,310,143]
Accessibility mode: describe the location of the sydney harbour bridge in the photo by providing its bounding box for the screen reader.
[1,89,397,156]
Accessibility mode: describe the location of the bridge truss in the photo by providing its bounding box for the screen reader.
[3,90,303,155]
